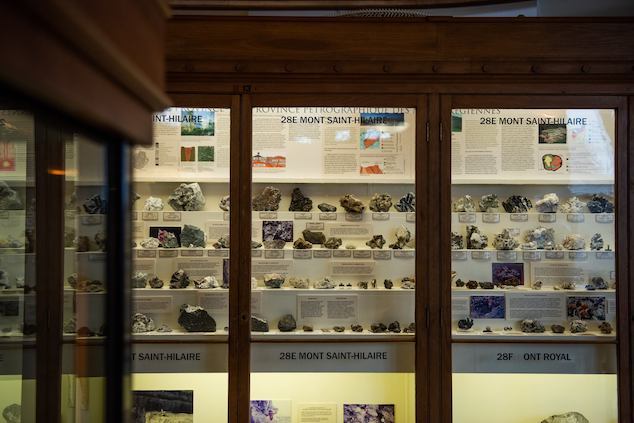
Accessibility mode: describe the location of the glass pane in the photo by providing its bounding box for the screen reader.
[450,108,617,422]
[130,107,230,420]
[250,106,416,420]
[61,133,108,423]
[0,109,35,422]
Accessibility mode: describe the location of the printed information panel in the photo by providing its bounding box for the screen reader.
[452,343,616,374]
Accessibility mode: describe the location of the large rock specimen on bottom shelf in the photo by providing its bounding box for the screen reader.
[288,187,313,211]
[168,182,206,211]
[180,224,206,248]
[132,313,155,333]
[252,186,282,211]
[2,404,21,423]
[278,314,297,332]
[251,315,270,332]
[541,412,589,423]
[178,305,216,332]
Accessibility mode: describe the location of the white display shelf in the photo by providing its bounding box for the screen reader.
[252,330,414,341]
[451,212,613,218]
[132,287,228,293]
[134,174,414,185]
[451,287,616,294]
[256,287,415,293]
[452,330,616,342]
[131,330,229,342]
[452,248,613,253]
[452,178,614,185]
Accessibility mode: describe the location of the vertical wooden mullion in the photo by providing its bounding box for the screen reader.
[414,94,429,423]
[34,118,64,423]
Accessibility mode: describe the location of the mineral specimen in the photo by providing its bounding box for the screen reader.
[82,194,106,214]
[466,225,488,249]
[288,187,313,212]
[263,273,285,289]
[520,319,545,333]
[401,277,415,289]
[76,279,105,292]
[158,229,179,248]
[351,324,363,332]
[520,242,537,250]
[148,276,164,289]
[551,324,565,334]
[560,197,587,214]
[535,193,560,213]
[313,278,336,289]
[532,280,543,290]
[303,325,314,332]
[63,317,76,334]
[502,195,532,213]
[251,240,262,249]
[219,195,230,211]
[339,194,365,214]
[169,269,190,289]
[333,326,345,333]
[388,321,401,333]
[252,186,281,211]
[457,317,474,330]
[132,313,155,333]
[287,277,309,289]
[384,279,393,289]
[181,224,206,248]
[389,225,412,249]
[143,196,164,211]
[478,281,495,289]
[213,235,230,249]
[394,192,416,212]
[263,239,285,249]
[278,314,297,332]
[76,236,91,252]
[478,194,499,212]
[194,276,219,289]
[591,276,608,290]
[590,233,604,250]
[324,237,342,249]
[570,320,587,334]
[369,193,392,212]
[466,280,478,289]
[370,323,387,333]
[451,232,464,250]
[493,228,519,250]
[366,235,386,249]
[599,322,613,334]
[540,412,589,423]
[178,305,216,332]
[452,195,476,212]
[67,273,78,289]
[251,315,269,332]
[94,232,106,251]
[132,271,148,288]
[168,182,206,211]
[0,182,22,210]
[156,324,172,333]
[562,234,585,250]
[587,194,614,213]
[403,323,416,333]
[293,238,313,249]
[524,226,555,250]
[140,237,160,249]
[483,326,493,333]
[302,229,326,245]
[455,279,465,288]
[317,203,337,212]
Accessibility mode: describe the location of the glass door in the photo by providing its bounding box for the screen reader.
[247,97,423,422]
[444,97,626,423]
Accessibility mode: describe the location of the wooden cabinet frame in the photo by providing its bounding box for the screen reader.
[163,16,634,423]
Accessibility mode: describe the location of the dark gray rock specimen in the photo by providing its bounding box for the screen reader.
[252,186,281,211]
[384,279,393,289]
[148,276,164,289]
[263,239,285,249]
[302,325,314,332]
[278,314,297,332]
[302,229,326,245]
[478,194,499,212]
[251,315,269,332]
[82,194,106,214]
[366,235,386,249]
[351,324,363,332]
[451,232,464,250]
[457,318,474,330]
[587,194,614,213]
[370,323,387,333]
[288,188,313,211]
[394,192,415,212]
[520,319,545,333]
[178,305,216,332]
[132,272,148,288]
[213,235,230,249]
[264,273,285,288]
[502,195,532,213]
[293,238,313,249]
[219,195,230,211]
[388,321,401,333]
[158,229,179,248]
[540,412,589,423]
[551,324,565,334]
[590,233,604,251]
[318,203,337,212]
[251,240,262,249]
[369,193,392,212]
[324,237,342,249]
[591,276,608,290]
[333,326,345,333]
[478,281,495,289]
[339,194,365,214]
[403,323,415,333]
[181,224,206,248]
[599,321,613,334]
[168,182,206,211]
[169,269,190,289]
